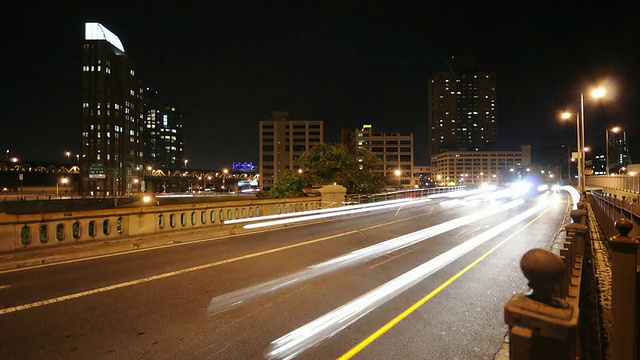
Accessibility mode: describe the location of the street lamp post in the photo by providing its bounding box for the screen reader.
[57,177,68,198]
[561,144,571,181]
[222,168,228,192]
[65,151,71,163]
[561,112,581,190]
[579,88,606,193]
[606,126,620,175]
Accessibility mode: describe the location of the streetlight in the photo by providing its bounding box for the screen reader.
[65,151,71,163]
[57,177,68,197]
[133,178,139,196]
[222,168,228,192]
[579,87,606,193]
[184,159,188,169]
[561,144,571,181]
[606,126,620,175]
[561,111,581,190]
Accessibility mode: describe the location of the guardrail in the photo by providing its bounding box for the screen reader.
[587,174,640,194]
[0,196,324,254]
[589,190,640,240]
[504,199,588,359]
[505,191,640,359]
[344,186,465,204]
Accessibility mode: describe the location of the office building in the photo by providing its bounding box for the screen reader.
[81,22,144,196]
[143,87,185,169]
[352,124,414,188]
[606,127,631,174]
[431,145,532,186]
[427,56,497,159]
[259,111,323,191]
[413,165,433,187]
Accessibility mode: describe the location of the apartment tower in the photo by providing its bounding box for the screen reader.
[353,124,414,188]
[428,56,497,160]
[259,111,323,191]
[81,22,144,196]
[143,87,185,169]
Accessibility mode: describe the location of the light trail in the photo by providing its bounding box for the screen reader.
[265,197,551,360]
[226,188,490,228]
[222,197,428,225]
[206,199,524,315]
[241,198,430,229]
[560,186,580,209]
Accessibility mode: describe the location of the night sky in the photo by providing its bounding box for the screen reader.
[2,2,638,170]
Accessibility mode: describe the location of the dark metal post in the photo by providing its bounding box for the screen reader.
[504,248,578,359]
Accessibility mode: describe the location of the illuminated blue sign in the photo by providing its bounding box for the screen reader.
[232,162,255,171]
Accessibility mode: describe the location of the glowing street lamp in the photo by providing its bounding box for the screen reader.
[57,177,68,197]
[184,159,188,169]
[562,111,581,189]
[222,168,229,192]
[65,151,71,163]
[578,87,606,192]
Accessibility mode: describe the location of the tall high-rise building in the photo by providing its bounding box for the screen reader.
[427,56,497,160]
[81,23,144,196]
[606,127,631,174]
[259,111,323,191]
[143,87,184,169]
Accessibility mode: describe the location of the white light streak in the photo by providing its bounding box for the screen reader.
[241,198,432,229]
[266,198,550,360]
[560,186,581,209]
[223,197,426,226]
[206,199,524,315]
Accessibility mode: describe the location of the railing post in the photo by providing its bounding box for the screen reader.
[566,209,588,257]
[504,248,578,359]
[610,218,638,360]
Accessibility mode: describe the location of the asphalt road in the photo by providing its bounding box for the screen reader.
[0,189,572,359]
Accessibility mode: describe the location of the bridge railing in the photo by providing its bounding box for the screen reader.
[344,186,465,204]
[587,174,640,195]
[505,192,640,359]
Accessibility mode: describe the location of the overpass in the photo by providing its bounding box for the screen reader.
[0,176,639,358]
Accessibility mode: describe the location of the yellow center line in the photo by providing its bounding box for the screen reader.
[0,209,429,316]
[337,208,549,360]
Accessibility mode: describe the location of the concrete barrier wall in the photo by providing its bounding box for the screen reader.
[0,196,323,253]
[587,175,640,196]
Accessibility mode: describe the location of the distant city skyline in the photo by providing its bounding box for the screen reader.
[2,3,638,169]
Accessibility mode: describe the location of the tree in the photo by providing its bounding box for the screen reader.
[261,143,396,198]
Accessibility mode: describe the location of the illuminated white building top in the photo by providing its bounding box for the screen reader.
[84,22,125,52]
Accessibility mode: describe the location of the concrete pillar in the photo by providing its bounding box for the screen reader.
[504,248,578,360]
[566,209,588,256]
[317,185,346,208]
[610,218,638,360]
